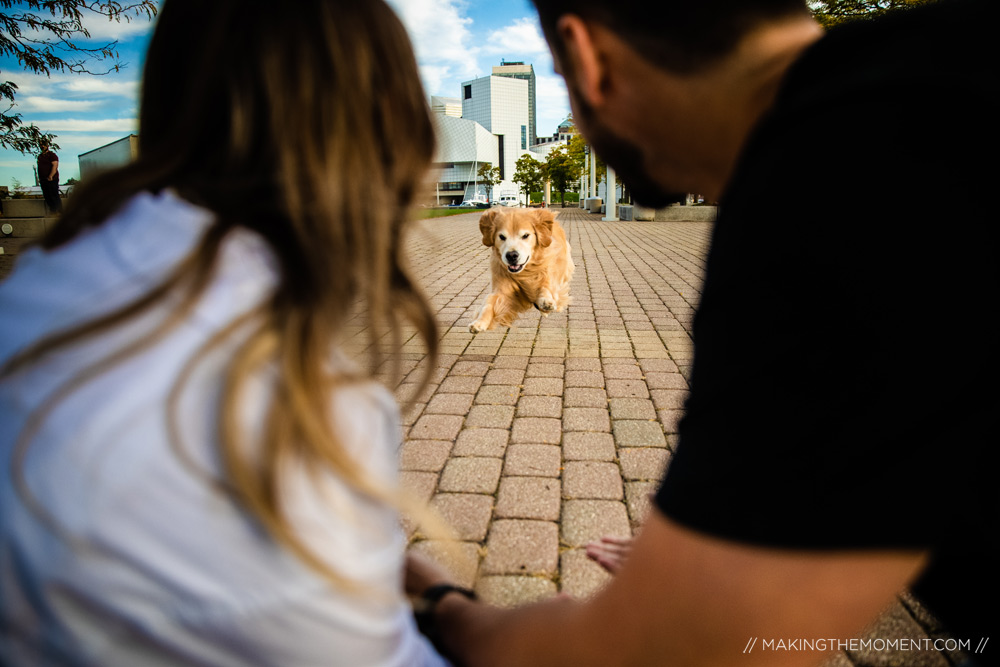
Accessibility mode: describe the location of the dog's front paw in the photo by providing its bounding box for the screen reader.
[469,320,489,333]
[535,296,555,313]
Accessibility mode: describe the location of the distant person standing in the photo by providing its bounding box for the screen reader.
[36,142,62,214]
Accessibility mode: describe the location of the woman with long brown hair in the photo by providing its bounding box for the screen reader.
[0,1,448,664]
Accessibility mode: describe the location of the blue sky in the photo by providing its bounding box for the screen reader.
[0,0,569,189]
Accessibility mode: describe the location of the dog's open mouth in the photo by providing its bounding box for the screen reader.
[508,257,528,273]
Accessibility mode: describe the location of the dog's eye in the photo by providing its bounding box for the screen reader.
[498,234,506,241]
[522,233,530,239]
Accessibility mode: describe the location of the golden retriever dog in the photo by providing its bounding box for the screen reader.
[469,207,574,332]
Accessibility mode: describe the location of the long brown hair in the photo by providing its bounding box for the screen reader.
[4,0,439,587]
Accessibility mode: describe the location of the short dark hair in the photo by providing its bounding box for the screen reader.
[531,0,810,73]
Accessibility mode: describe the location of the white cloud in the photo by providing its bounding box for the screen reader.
[481,17,548,56]
[18,96,102,112]
[388,0,480,93]
[77,7,158,43]
[36,118,137,133]
[7,71,140,100]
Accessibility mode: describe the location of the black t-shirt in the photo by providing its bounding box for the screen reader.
[37,150,59,182]
[656,0,998,657]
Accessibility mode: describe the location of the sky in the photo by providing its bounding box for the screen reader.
[0,0,570,190]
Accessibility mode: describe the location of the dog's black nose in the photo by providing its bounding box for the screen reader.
[505,251,519,264]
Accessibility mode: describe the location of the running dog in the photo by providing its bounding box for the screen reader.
[469,208,574,332]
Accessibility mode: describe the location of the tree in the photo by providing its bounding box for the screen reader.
[0,1,158,154]
[810,0,937,29]
[544,146,580,208]
[512,154,543,207]
[476,162,501,203]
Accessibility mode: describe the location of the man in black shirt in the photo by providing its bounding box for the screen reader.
[37,142,62,214]
[409,1,997,665]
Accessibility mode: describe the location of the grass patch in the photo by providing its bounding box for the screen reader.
[415,207,481,219]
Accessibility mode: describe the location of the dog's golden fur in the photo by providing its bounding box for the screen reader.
[469,207,574,332]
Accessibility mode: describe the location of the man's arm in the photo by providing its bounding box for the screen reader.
[435,509,927,667]
[48,160,58,181]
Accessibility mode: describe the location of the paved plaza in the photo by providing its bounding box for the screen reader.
[352,206,964,667]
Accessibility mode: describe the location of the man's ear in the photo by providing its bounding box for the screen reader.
[533,210,554,248]
[555,14,606,108]
[479,209,500,247]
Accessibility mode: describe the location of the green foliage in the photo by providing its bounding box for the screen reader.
[544,146,580,208]
[0,0,158,153]
[809,0,938,29]
[512,154,544,204]
[476,162,501,202]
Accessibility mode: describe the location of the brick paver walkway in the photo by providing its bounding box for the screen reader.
[352,206,959,667]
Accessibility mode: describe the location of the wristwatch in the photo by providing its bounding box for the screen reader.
[414,583,477,641]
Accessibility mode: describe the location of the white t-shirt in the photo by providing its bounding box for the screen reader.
[0,190,446,666]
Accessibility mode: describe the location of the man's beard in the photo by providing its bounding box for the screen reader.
[576,97,686,208]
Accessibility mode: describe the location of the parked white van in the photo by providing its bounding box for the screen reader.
[498,194,519,207]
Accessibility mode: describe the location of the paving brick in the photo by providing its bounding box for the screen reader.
[565,370,605,388]
[448,360,490,375]
[439,457,502,494]
[475,576,557,608]
[658,409,684,435]
[481,520,559,575]
[400,402,425,427]
[424,393,475,415]
[521,377,564,396]
[503,444,562,477]
[491,356,530,369]
[848,602,949,667]
[560,548,613,600]
[430,493,494,541]
[605,379,650,398]
[516,395,563,418]
[475,385,521,405]
[644,372,688,390]
[453,428,509,457]
[400,471,438,504]
[612,420,668,447]
[409,414,464,441]
[510,417,562,444]
[601,363,643,379]
[561,500,632,547]
[409,540,481,589]
[439,375,485,394]
[608,397,657,420]
[563,387,608,408]
[649,389,688,410]
[619,448,670,480]
[396,382,438,404]
[526,363,564,378]
[562,432,616,461]
[484,368,526,385]
[464,404,515,429]
[562,407,611,432]
[400,440,452,472]
[563,461,623,500]
[495,477,561,521]
[625,481,658,525]
[565,358,602,371]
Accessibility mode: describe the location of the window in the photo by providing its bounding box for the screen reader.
[521,125,526,150]
[497,135,505,180]
[463,85,472,100]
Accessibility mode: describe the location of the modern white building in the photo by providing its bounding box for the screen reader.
[460,73,531,197]
[428,62,538,205]
[492,61,536,148]
[430,114,498,206]
[430,96,462,118]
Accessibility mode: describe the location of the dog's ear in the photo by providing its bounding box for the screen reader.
[533,209,554,248]
[479,209,500,247]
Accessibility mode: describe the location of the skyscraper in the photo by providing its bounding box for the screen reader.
[492,60,536,148]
